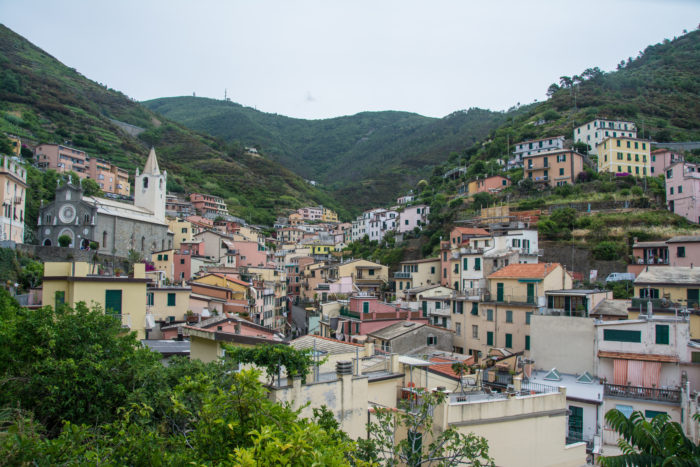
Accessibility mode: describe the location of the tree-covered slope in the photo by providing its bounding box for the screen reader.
[143,97,513,208]
[0,24,347,225]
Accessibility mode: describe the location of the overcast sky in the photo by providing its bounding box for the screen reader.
[1,1,698,120]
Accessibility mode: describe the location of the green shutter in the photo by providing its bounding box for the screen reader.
[487,332,494,346]
[505,333,512,348]
[167,293,176,306]
[363,301,370,314]
[105,290,122,315]
[55,291,65,310]
[422,301,427,317]
[474,258,481,271]
[463,258,468,270]
[655,324,669,345]
[603,329,641,342]
[525,335,530,350]
[471,302,478,315]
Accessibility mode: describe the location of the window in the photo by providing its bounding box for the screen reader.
[167,293,176,306]
[667,169,673,178]
[627,153,631,161]
[55,290,65,310]
[147,292,154,306]
[456,323,461,336]
[505,333,512,348]
[471,302,478,315]
[603,329,641,342]
[435,301,441,309]
[472,325,479,338]
[487,331,494,346]
[645,410,667,419]
[474,258,481,271]
[616,405,634,418]
[670,187,674,195]
[430,266,435,274]
[505,310,513,323]
[655,324,669,345]
[157,254,163,261]
[180,258,185,264]
[525,335,530,350]
[487,309,493,321]
[163,254,168,261]
[559,168,564,176]
[463,258,468,270]
[105,290,123,315]
[526,311,533,325]
[679,185,683,194]
[678,246,686,258]
[427,335,437,346]
[422,301,427,317]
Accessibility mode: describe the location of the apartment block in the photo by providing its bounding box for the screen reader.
[511,136,565,168]
[524,149,584,187]
[189,193,228,217]
[596,136,651,176]
[574,119,637,155]
[0,154,27,243]
[650,148,683,176]
[665,161,700,224]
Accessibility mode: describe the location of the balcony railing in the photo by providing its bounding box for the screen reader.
[603,383,681,404]
[484,293,540,306]
[630,297,688,310]
[339,307,360,319]
[394,272,412,279]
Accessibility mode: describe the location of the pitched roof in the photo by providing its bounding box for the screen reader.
[488,262,562,279]
[143,147,160,175]
[666,236,700,243]
[291,335,364,354]
[453,227,490,236]
[635,266,700,285]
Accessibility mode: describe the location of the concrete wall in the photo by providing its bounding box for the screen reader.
[540,241,626,282]
[269,373,369,440]
[442,390,587,467]
[530,315,596,375]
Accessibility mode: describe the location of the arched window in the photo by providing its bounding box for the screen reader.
[43,239,52,246]
[141,236,145,251]
[159,179,163,190]
[143,177,149,189]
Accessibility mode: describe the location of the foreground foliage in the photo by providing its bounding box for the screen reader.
[601,409,700,467]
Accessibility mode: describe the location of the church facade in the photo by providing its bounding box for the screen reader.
[38,148,172,258]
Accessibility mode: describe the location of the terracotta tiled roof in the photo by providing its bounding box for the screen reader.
[452,227,490,236]
[488,262,562,279]
[428,356,475,380]
[213,273,250,287]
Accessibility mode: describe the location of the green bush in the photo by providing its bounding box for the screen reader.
[58,234,72,247]
[631,186,643,196]
[592,241,625,260]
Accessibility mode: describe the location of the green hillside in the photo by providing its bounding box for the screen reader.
[143,97,519,209]
[0,24,347,225]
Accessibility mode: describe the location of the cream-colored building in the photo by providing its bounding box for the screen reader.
[0,154,27,243]
[454,263,572,360]
[42,261,149,338]
[151,248,175,283]
[168,218,193,249]
[596,136,651,176]
[395,257,440,293]
[337,259,389,295]
[574,119,637,155]
[435,387,587,467]
[147,285,191,323]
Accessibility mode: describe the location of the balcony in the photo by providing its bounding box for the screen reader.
[430,306,451,317]
[339,306,360,319]
[604,383,681,404]
[483,292,542,306]
[394,272,412,279]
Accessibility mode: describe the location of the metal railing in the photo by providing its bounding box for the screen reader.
[339,307,360,319]
[603,383,681,404]
[394,272,412,279]
[630,297,682,310]
[485,293,538,305]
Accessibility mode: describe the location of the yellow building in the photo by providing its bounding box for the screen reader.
[151,249,175,282]
[168,218,193,249]
[7,135,21,157]
[596,136,651,176]
[337,259,389,295]
[42,261,149,338]
[322,207,339,223]
[0,154,27,243]
[192,273,249,299]
[311,244,334,256]
[147,285,191,322]
[395,257,440,292]
[632,266,700,338]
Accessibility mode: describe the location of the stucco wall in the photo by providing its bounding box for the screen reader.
[530,315,596,375]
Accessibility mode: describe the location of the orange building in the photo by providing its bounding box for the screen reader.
[524,149,584,187]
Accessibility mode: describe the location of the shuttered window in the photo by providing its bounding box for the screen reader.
[655,324,669,345]
[487,332,493,346]
[167,293,176,307]
[505,333,512,349]
[105,290,122,315]
[604,329,641,342]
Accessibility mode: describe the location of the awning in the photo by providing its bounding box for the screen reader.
[598,350,678,363]
[399,356,432,367]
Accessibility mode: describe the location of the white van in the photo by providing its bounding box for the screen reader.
[605,272,635,283]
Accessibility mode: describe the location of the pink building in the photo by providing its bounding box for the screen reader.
[234,240,268,267]
[174,241,202,282]
[666,236,700,267]
[650,149,683,177]
[35,144,88,177]
[298,206,323,221]
[666,161,700,224]
[189,193,228,216]
[470,175,511,194]
[324,295,428,342]
[397,204,430,233]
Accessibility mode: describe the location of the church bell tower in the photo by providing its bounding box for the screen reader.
[134,147,166,222]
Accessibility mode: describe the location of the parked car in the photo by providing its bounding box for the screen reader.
[605,272,635,283]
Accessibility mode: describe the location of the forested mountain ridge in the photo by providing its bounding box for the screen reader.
[0,24,348,225]
[143,98,522,209]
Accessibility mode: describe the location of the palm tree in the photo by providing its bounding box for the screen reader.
[601,409,700,466]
